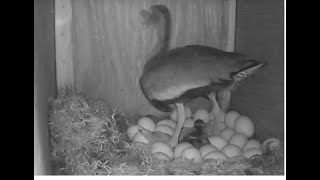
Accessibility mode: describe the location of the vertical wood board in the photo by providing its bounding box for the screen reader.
[55,0,74,90]
[60,0,235,117]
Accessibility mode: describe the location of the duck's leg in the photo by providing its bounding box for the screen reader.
[168,103,186,148]
[208,91,226,135]
[217,90,231,112]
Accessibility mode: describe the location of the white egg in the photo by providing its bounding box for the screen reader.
[220,128,236,141]
[127,125,145,140]
[208,136,228,150]
[221,144,242,158]
[243,139,261,151]
[132,131,150,144]
[234,116,254,138]
[154,124,174,136]
[152,152,171,162]
[193,109,210,123]
[203,151,228,161]
[150,142,174,160]
[157,119,176,129]
[229,155,246,162]
[199,144,219,157]
[173,142,193,159]
[229,133,248,149]
[224,111,240,129]
[181,147,203,163]
[137,117,156,132]
[243,148,262,158]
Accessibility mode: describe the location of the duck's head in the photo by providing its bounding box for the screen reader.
[140,5,170,26]
[229,59,266,91]
[140,5,171,53]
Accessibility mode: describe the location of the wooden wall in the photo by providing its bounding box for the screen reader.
[231,0,284,141]
[34,0,56,175]
[65,0,234,118]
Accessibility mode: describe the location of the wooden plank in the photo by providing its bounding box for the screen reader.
[55,0,74,90]
[233,0,284,141]
[34,0,56,175]
[70,0,230,118]
[223,0,236,52]
[218,0,236,111]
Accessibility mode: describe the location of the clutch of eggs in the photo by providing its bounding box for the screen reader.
[172,142,203,163]
[224,111,254,138]
[150,142,174,161]
[127,116,177,145]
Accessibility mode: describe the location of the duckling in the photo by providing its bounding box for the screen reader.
[179,119,209,149]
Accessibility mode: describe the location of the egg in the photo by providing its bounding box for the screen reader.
[154,124,174,136]
[183,118,195,128]
[243,139,261,151]
[203,151,228,161]
[234,116,254,138]
[220,128,235,141]
[229,155,246,162]
[262,137,281,152]
[193,109,210,123]
[133,141,149,149]
[137,117,156,132]
[208,136,228,150]
[224,111,240,129]
[173,142,193,159]
[229,133,248,149]
[243,148,262,158]
[221,144,242,158]
[157,119,176,129]
[150,142,174,160]
[181,147,202,163]
[199,144,219,157]
[170,106,192,121]
[132,131,150,144]
[127,125,145,140]
[152,152,171,162]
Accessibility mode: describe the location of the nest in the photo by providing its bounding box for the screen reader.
[48,88,284,175]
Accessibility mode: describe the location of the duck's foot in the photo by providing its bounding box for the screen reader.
[168,103,186,148]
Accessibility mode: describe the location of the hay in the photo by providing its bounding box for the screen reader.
[48,88,284,175]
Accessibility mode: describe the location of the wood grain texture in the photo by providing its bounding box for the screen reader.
[55,0,74,89]
[232,0,284,141]
[222,0,236,52]
[70,0,231,117]
[34,0,56,175]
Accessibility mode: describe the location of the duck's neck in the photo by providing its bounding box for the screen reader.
[153,12,171,53]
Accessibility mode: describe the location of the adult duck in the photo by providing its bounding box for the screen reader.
[139,5,264,147]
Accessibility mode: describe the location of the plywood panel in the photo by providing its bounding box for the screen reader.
[34,0,56,175]
[232,0,284,141]
[71,0,230,117]
[55,0,74,89]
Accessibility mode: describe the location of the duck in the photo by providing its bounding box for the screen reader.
[139,4,265,147]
